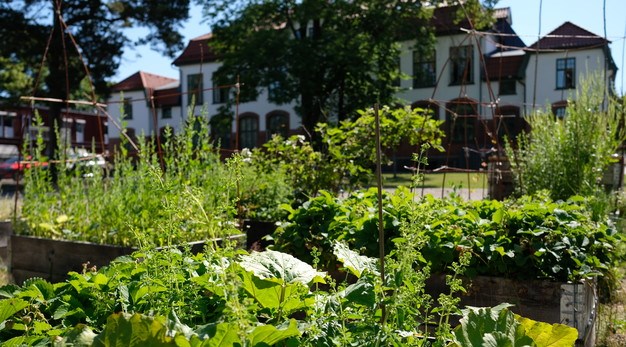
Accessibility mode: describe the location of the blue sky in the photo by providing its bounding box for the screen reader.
[115,0,626,95]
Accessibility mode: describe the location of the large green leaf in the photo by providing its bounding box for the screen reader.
[240,270,309,313]
[453,304,534,347]
[341,278,376,307]
[517,315,578,346]
[61,324,97,346]
[91,313,177,347]
[333,242,378,278]
[195,322,242,347]
[247,319,300,346]
[239,250,325,285]
[17,278,55,302]
[0,297,29,323]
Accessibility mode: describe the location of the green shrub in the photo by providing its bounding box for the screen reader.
[505,75,626,201]
[16,112,293,246]
[273,188,622,282]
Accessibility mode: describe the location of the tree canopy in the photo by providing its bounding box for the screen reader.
[0,0,192,180]
[1,0,191,103]
[203,0,496,137]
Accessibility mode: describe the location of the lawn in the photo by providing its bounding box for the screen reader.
[381,172,488,190]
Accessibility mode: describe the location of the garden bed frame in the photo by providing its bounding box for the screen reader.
[427,274,597,347]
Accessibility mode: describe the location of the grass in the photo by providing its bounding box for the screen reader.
[382,172,488,190]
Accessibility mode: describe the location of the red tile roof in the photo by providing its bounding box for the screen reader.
[528,22,609,50]
[172,33,219,66]
[112,71,178,92]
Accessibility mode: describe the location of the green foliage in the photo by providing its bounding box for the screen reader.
[273,187,415,269]
[452,303,578,347]
[250,105,444,199]
[0,1,190,103]
[16,113,293,246]
[319,105,444,167]
[275,189,621,283]
[0,234,590,347]
[207,0,418,132]
[505,75,626,201]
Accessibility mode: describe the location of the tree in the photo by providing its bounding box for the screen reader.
[0,0,192,181]
[202,0,496,139]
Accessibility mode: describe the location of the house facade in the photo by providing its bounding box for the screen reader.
[0,106,108,159]
[107,5,617,168]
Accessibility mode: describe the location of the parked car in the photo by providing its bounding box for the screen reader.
[66,150,110,177]
[0,155,49,181]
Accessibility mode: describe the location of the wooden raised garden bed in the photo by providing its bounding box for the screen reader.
[9,233,246,285]
[427,274,596,347]
[6,218,278,285]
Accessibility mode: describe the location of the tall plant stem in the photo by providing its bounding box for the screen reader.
[374,104,386,323]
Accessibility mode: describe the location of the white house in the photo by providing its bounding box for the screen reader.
[107,5,617,167]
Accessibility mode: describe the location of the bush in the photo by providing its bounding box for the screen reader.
[505,75,626,201]
[273,188,622,282]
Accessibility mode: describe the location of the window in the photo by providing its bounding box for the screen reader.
[499,79,516,95]
[187,73,203,105]
[0,114,14,138]
[554,107,567,118]
[75,120,85,143]
[446,99,477,142]
[413,49,436,88]
[450,45,473,85]
[238,114,258,149]
[556,58,575,89]
[162,107,172,119]
[104,121,109,145]
[123,97,133,119]
[212,80,229,104]
[123,128,136,152]
[60,119,73,145]
[552,101,568,118]
[266,111,289,140]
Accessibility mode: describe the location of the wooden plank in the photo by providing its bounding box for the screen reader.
[10,234,247,285]
[10,235,135,285]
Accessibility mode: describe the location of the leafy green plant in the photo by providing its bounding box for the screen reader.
[272,187,415,269]
[451,303,578,347]
[15,110,295,246]
[274,188,621,283]
[505,74,626,202]
[255,105,444,199]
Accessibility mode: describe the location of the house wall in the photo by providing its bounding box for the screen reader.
[524,48,608,114]
[396,34,520,121]
[105,23,613,168]
[107,89,149,139]
[177,62,300,148]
